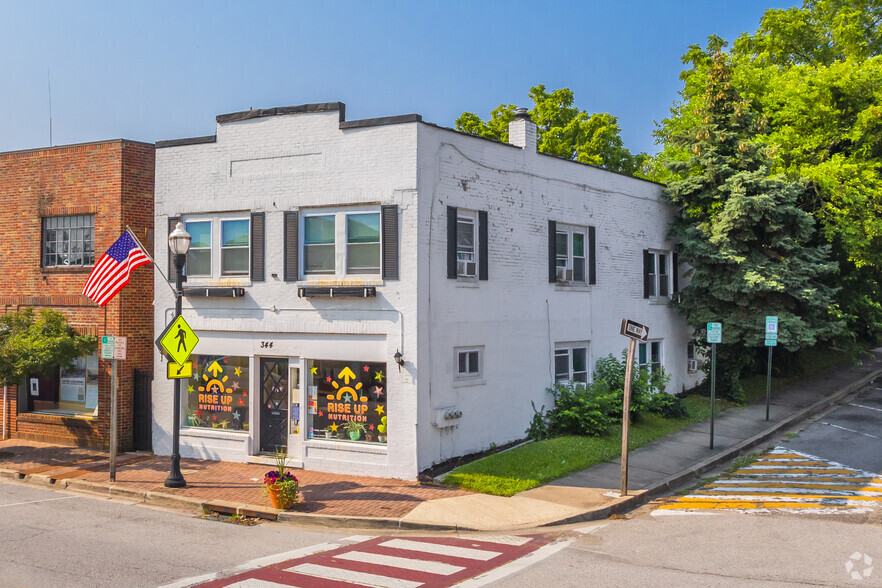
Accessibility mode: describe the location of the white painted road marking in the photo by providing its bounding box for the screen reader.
[377,539,502,560]
[333,550,465,575]
[455,539,574,587]
[0,495,80,508]
[850,402,882,413]
[821,422,881,439]
[286,562,423,588]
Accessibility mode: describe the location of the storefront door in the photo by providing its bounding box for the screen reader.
[259,357,288,453]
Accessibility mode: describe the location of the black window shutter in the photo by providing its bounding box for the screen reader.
[284,211,299,282]
[643,249,651,298]
[168,216,180,279]
[588,225,596,285]
[672,251,679,293]
[478,210,488,281]
[382,205,399,280]
[447,206,457,279]
[250,212,265,282]
[548,220,557,283]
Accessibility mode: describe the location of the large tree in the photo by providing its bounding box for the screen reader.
[663,50,844,399]
[0,308,97,388]
[653,0,882,340]
[456,85,647,176]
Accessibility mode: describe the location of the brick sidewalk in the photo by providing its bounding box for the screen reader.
[0,440,469,519]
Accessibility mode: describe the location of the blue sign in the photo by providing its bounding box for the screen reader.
[707,322,722,344]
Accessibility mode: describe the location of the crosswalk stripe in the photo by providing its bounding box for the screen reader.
[377,539,502,561]
[679,494,882,504]
[659,501,868,510]
[225,580,297,588]
[333,551,465,575]
[286,562,423,588]
[694,488,882,497]
[470,536,533,546]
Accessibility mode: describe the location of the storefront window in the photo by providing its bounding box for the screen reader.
[186,355,249,431]
[28,352,99,416]
[306,359,387,444]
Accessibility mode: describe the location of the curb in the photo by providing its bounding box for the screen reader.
[539,366,882,528]
[276,511,457,532]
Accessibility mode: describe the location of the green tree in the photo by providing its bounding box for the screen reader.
[456,85,647,176]
[653,1,882,340]
[663,50,844,400]
[0,308,97,387]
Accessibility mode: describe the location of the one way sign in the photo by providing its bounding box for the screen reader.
[620,318,649,342]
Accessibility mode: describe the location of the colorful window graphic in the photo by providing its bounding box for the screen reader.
[306,360,387,444]
[186,355,249,431]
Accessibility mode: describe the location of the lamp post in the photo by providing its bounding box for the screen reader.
[165,222,191,488]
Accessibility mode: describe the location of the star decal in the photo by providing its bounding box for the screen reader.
[318,410,323,417]
[234,367,242,376]
[231,381,240,390]
[238,399,244,406]
[329,423,339,432]
[374,370,384,382]
[188,384,194,392]
[375,404,385,415]
[233,410,240,420]
[326,376,332,383]
[368,424,374,430]
[343,392,352,403]
[363,365,370,372]
[372,386,384,398]
[310,366,318,375]
[196,409,202,416]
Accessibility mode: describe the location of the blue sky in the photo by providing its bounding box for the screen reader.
[1,0,793,155]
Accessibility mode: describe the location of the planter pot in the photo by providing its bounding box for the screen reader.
[266,483,296,510]
[187,417,197,427]
[378,435,387,443]
[349,431,361,441]
[365,433,375,442]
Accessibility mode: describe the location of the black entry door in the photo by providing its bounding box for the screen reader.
[259,358,288,453]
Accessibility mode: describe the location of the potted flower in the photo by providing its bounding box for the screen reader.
[377,416,387,443]
[262,447,299,509]
[342,420,365,441]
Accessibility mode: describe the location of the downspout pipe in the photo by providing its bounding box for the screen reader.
[2,385,7,439]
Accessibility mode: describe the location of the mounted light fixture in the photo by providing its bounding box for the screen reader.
[394,349,404,371]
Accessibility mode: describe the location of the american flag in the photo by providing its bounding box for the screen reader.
[82,231,151,306]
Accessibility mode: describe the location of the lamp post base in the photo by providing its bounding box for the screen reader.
[164,454,187,488]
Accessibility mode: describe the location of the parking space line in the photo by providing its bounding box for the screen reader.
[0,495,80,508]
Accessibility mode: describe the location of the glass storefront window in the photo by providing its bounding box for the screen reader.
[186,355,249,431]
[28,352,99,416]
[306,359,387,444]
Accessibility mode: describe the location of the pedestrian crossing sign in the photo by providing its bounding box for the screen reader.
[167,361,193,379]
[156,315,199,365]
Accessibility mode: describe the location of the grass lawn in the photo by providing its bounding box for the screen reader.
[443,396,730,497]
[443,346,860,497]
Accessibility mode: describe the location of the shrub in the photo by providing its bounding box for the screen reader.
[526,380,617,440]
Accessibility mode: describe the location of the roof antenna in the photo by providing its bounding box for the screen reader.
[48,69,53,147]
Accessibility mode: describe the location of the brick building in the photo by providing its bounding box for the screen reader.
[0,140,155,450]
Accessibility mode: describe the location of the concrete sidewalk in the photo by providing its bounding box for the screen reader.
[2,351,880,531]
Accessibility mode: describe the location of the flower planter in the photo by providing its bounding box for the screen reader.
[265,483,296,509]
[378,435,387,443]
[349,431,361,441]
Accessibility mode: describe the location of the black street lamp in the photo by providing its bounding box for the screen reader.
[165,222,191,488]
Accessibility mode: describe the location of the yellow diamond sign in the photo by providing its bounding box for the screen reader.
[157,315,199,365]
[167,361,193,380]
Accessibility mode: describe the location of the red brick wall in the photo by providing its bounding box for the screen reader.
[0,140,155,450]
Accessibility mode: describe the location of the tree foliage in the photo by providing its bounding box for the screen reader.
[663,51,844,399]
[0,308,97,387]
[652,0,882,340]
[456,85,647,176]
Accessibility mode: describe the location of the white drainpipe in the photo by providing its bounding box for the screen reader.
[2,385,6,439]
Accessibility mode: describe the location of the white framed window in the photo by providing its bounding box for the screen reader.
[638,340,662,374]
[302,208,381,277]
[554,344,589,384]
[646,251,670,298]
[456,212,477,278]
[455,347,482,379]
[184,213,250,279]
[42,214,95,267]
[555,225,587,283]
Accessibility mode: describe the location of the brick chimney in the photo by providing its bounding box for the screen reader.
[508,107,537,152]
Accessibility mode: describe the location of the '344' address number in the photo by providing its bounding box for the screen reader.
[260,341,274,348]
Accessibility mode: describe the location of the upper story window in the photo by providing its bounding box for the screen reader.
[457,214,477,278]
[554,344,588,384]
[42,214,95,267]
[555,226,586,283]
[643,250,672,299]
[638,340,662,374]
[302,209,381,277]
[184,214,250,278]
[455,346,482,379]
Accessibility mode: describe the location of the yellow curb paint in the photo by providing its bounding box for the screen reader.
[659,501,866,510]
[704,483,881,492]
[734,468,856,475]
[686,493,882,501]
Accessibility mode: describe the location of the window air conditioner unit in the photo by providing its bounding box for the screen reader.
[556,267,573,282]
[687,359,698,372]
[457,260,476,277]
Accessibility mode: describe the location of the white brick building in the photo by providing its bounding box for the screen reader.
[153,103,701,480]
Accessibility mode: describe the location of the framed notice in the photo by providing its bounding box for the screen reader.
[29,378,39,396]
[60,377,85,403]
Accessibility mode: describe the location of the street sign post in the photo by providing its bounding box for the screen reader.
[619,319,649,496]
[100,336,126,482]
[765,316,778,420]
[706,323,721,449]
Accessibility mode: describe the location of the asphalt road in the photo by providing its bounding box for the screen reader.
[0,482,343,588]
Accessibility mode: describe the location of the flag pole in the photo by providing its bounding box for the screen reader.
[125,226,176,295]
